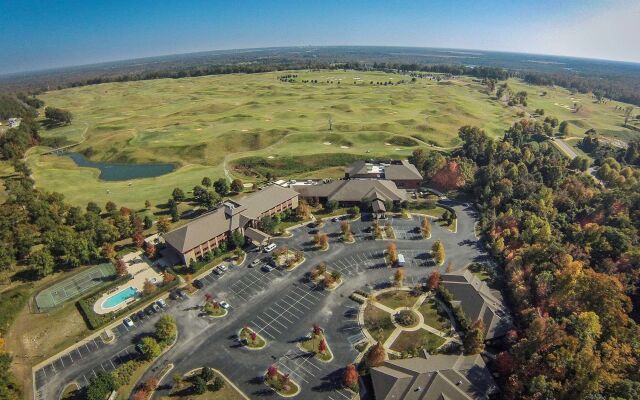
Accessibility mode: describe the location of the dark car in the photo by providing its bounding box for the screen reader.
[309,228,318,235]
[137,310,146,320]
[169,291,180,301]
[193,279,204,289]
[130,313,140,323]
[177,289,187,298]
[145,305,155,315]
[261,264,274,273]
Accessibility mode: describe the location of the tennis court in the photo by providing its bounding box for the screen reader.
[35,263,116,311]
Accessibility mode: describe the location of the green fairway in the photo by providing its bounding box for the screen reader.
[25,70,635,209]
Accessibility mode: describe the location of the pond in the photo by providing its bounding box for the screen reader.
[64,152,175,181]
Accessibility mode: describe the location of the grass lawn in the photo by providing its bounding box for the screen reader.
[407,203,447,218]
[314,206,351,219]
[301,334,333,361]
[418,299,451,331]
[204,303,228,317]
[239,328,266,349]
[389,329,446,354]
[265,372,300,397]
[164,370,246,400]
[363,303,395,344]
[375,290,420,310]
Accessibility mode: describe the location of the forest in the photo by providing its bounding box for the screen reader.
[411,122,640,399]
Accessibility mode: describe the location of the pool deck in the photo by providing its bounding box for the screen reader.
[93,251,163,315]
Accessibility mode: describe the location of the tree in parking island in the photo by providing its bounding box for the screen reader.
[427,271,441,290]
[394,268,405,287]
[432,240,445,265]
[421,217,431,238]
[155,315,177,344]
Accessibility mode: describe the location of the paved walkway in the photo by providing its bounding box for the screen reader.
[363,288,461,356]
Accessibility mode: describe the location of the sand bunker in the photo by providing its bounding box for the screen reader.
[267,155,275,159]
[323,142,332,145]
[340,146,350,149]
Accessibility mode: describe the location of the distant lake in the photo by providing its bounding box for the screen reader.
[64,152,175,181]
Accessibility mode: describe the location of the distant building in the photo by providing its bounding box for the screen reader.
[163,185,298,265]
[371,354,497,400]
[345,160,423,190]
[7,118,21,128]
[292,179,407,218]
[441,270,513,341]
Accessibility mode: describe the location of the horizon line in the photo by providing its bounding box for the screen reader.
[2,44,640,78]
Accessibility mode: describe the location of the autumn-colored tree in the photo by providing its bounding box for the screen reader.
[463,319,485,355]
[387,242,398,264]
[143,279,156,295]
[445,261,453,273]
[343,364,359,389]
[495,351,515,376]
[131,389,148,400]
[315,233,329,249]
[427,271,441,290]
[115,257,128,277]
[312,324,322,337]
[267,365,278,379]
[319,338,327,354]
[163,272,175,284]
[157,217,170,234]
[432,240,445,265]
[394,268,405,287]
[119,206,132,217]
[421,217,431,238]
[133,231,145,249]
[250,331,257,343]
[145,241,156,258]
[324,271,336,288]
[340,221,350,234]
[297,200,311,220]
[102,243,116,260]
[143,376,159,391]
[365,342,386,368]
[185,274,193,286]
[430,160,465,191]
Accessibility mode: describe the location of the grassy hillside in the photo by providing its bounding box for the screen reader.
[26,70,636,209]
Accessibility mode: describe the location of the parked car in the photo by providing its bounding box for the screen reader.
[250,258,261,267]
[123,317,134,328]
[261,264,275,273]
[137,310,147,320]
[177,289,187,298]
[130,313,139,323]
[218,265,228,272]
[264,243,277,253]
[214,266,224,275]
[156,299,167,308]
[152,303,161,312]
[193,279,204,289]
[145,306,155,315]
[331,217,339,222]
[219,301,230,309]
[169,291,179,300]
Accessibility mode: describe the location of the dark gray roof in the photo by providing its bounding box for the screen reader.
[441,270,513,340]
[163,185,298,253]
[371,355,496,400]
[293,180,407,202]
[384,160,424,181]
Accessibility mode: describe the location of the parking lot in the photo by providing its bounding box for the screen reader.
[34,295,179,398]
[250,282,327,340]
[275,349,354,400]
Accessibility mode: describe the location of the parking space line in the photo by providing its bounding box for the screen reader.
[266,307,295,324]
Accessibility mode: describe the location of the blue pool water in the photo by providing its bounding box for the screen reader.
[103,287,139,308]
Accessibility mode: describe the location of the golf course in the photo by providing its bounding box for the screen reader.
[28,69,636,209]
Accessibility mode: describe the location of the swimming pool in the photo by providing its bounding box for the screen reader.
[102,287,140,309]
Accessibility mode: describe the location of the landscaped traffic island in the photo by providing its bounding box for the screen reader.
[300,324,333,362]
[203,300,228,318]
[239,326,266,349]
[265,365,300,397]
[272,246,305,271]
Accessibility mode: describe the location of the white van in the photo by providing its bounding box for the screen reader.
[264,243,277,253]
[397,254,406,267]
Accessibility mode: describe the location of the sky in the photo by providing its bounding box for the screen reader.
[1,0,639,74]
